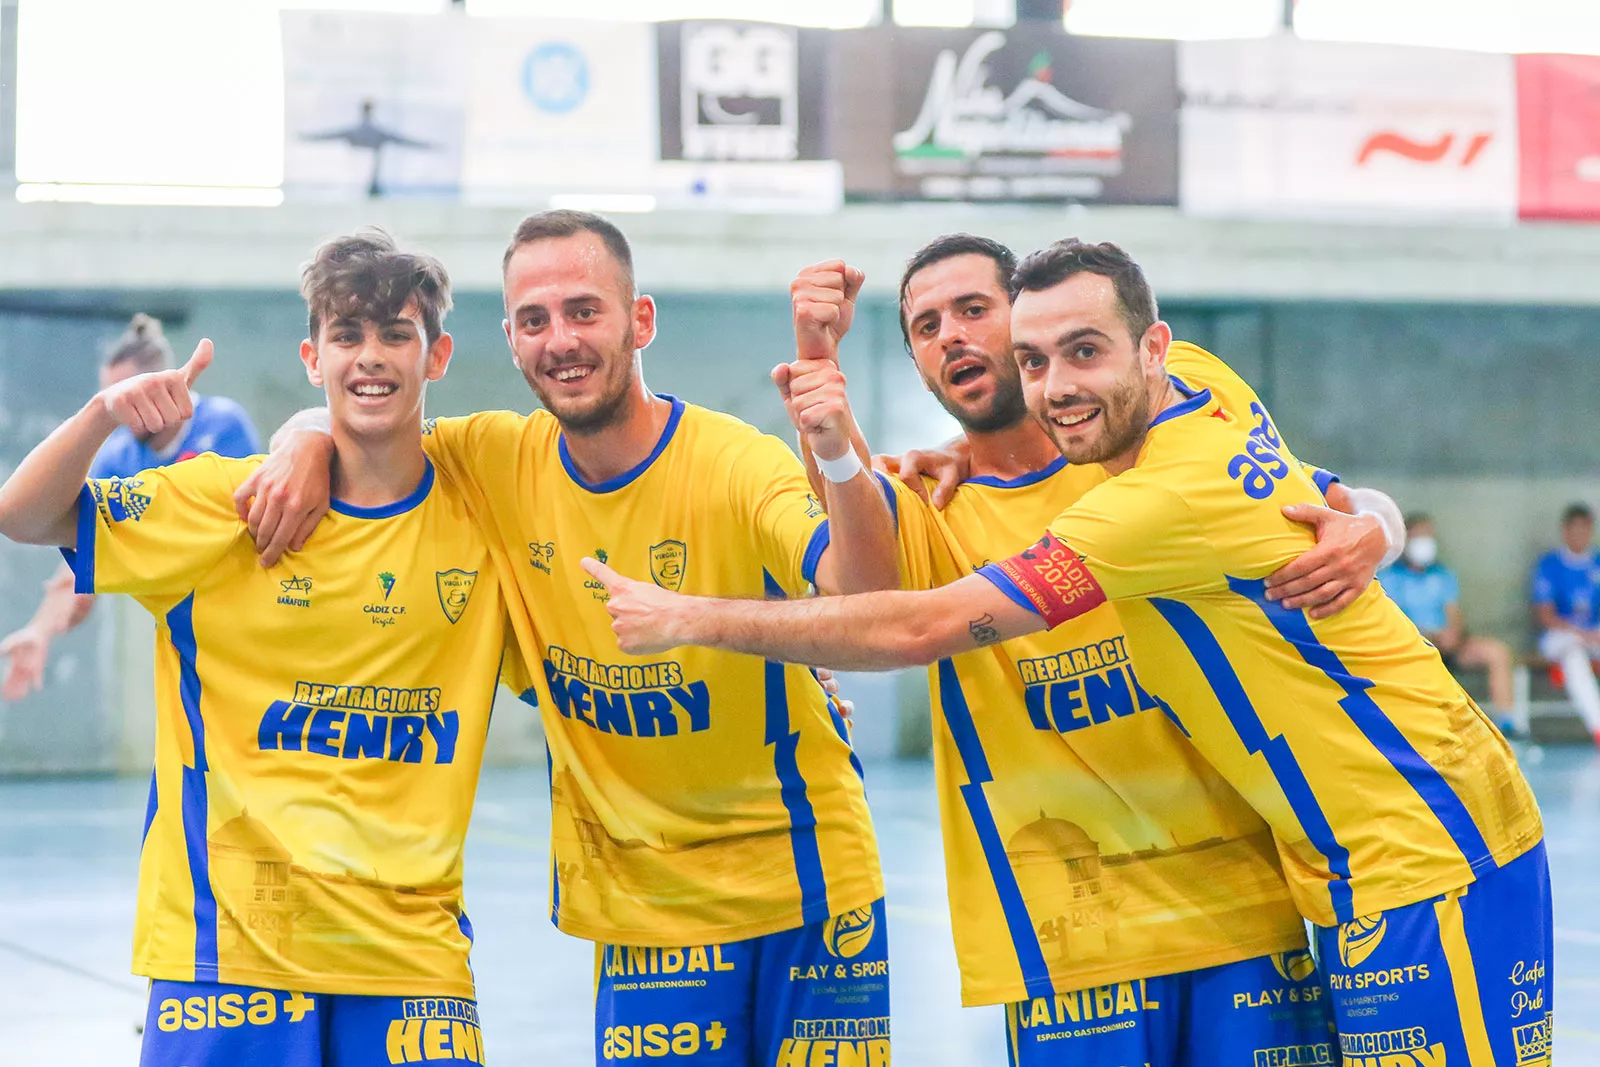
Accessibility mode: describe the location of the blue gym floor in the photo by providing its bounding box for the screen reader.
[1,748,1595,1065]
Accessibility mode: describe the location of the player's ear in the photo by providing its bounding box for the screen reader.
[631,295,657,351]
[1141,321,1172,379]
[300,339,323,388]
[426,332,454,382]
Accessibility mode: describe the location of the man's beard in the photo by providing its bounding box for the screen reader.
[531,329,636,436]
[1041,369,1151,465]
[925,353,1028,434]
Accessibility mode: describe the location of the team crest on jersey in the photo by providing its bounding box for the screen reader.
[821,907,876,959]
[377,572,396,600]
[435,569,478,624]
[650,541,687,591]
[1337,914,1387,968]
[93,477,152,523]
[1271,949,1317,983]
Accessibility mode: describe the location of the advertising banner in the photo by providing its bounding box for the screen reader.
[281,12,467,200]
[656,20,830,163]
[1517,53,1600,221]
[1180,38,1517,222]
[462,19,658,203]
[833,27,1177,203]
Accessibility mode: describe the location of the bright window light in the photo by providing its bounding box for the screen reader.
[16,184,285,207]
[893,0,976,27]
[16,0,284,189]
[277,0,446,10]
[1067,0,1281,40]
[465,0,879,28]
[1296,0,1600,55]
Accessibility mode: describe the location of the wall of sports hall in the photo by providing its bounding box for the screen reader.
[3,201,1597,774]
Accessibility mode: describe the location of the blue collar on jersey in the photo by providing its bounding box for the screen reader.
[1148,373,1214,430]
[960,373,1208,489]
[559,393,687,494]
[329,457,435,519]
[964,455,1068,490]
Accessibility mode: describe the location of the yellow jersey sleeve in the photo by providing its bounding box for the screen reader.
[66,454,255,611]
[422,412,526,497]
[724,431,831,596]
[977,471,1218,628]
[887,474,950,592]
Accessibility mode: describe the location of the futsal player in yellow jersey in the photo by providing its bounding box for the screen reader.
[250,211,899,1067]
[0,232,507,1067]
[587,239,1552,1067]
[790,241,1394,1067]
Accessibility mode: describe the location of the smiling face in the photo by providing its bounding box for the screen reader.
[301,299,452,444]
[901,253,1027,434]
[1011,271,1170,468]
[502,232,656,436]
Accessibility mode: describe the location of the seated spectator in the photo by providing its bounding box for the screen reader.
[1380,513,1516,730]
[1532,503,1600,746]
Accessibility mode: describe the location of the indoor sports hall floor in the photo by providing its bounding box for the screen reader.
[2,748,1595,1066]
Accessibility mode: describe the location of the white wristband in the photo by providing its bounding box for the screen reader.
[1347,486,1406,569]
[815,448,864,484]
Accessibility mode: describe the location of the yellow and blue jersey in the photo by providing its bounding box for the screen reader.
[896,344,1311,1008]
[422,396,882,948]
[980,362,1542,927]
[62,454,506,997]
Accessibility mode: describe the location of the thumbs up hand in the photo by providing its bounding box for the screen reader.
[99,339,211,438]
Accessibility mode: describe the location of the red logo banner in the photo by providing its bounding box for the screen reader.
[1518,54,1600,220]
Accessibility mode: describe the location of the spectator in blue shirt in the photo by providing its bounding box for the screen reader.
[1532,502,1600,744]
[1379,513,1515,723]
[0,314,260,701]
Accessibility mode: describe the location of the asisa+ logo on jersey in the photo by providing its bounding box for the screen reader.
[1228,402,1291,500]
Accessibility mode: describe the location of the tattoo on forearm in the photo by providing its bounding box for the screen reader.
[969,613,1000,646]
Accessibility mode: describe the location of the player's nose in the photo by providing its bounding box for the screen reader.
[1042,357,1078,401]
[547,315,582,355]
[937,314,966,350]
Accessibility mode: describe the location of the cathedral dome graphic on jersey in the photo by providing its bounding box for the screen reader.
[1006,814,1116,961]
[210,810,308,960]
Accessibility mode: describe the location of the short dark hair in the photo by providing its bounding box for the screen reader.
[103,313,174,373]
[301,228,451,347]
[897,233,1017,350]
[1563,503,1594,526]
[1404,512,1433,530]
[1010,239,1159,343]
[502,209,635,295]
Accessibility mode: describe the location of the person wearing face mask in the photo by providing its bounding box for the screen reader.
[1379,514,1518,732]
[1532,503,1600,746]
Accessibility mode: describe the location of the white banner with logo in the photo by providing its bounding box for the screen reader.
[462,19,658,203]
[1180,38,1517,222]
[281,12,467,200]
